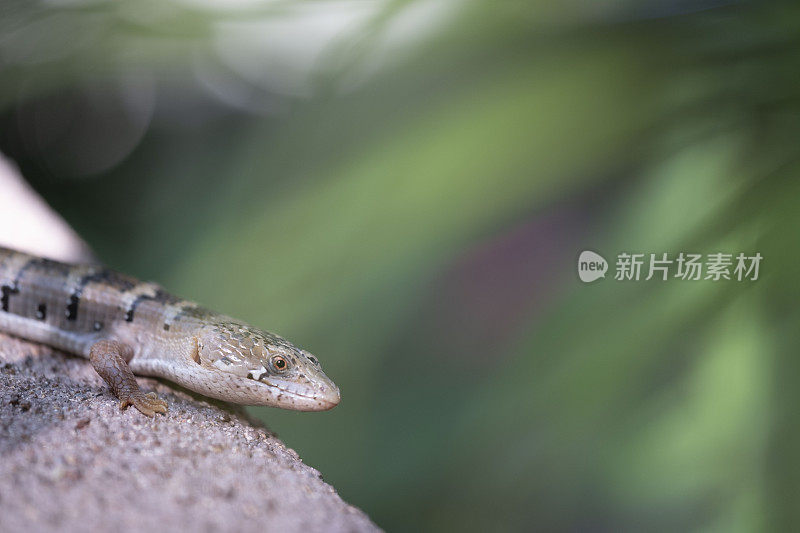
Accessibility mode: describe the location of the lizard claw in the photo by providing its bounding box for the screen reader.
[90,340,168,417]
[119,391,168,417]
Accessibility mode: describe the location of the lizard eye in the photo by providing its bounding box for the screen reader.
[270,355,289,373]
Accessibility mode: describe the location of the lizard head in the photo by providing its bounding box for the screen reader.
[195,321,340,411]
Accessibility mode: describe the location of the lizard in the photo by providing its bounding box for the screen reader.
[0,246,340,416]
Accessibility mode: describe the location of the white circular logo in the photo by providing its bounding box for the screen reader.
[578,251,607,283]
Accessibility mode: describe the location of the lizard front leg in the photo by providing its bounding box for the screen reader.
[89,340,168,417]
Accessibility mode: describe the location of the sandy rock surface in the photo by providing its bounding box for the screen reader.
[0,333,378,533]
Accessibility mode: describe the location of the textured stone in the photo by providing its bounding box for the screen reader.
[0,333,378,533]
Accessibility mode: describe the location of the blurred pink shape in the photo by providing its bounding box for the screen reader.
[0,154,93,263]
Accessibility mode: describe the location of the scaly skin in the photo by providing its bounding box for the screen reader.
[0,246,340,416]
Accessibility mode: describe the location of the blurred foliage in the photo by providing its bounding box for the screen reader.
[2,0,800,530]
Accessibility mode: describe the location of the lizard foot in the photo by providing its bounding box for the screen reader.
[90,340,168,417]
[120,391,168,417]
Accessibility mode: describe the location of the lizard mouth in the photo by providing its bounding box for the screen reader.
[259,377,340,411]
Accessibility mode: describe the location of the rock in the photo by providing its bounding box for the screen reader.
[0,333,379,533]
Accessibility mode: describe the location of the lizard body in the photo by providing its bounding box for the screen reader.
[0,246,339,416]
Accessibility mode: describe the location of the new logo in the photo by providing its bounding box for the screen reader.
[578,250,608,283]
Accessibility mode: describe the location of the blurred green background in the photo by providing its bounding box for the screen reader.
[2,0,799,530]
